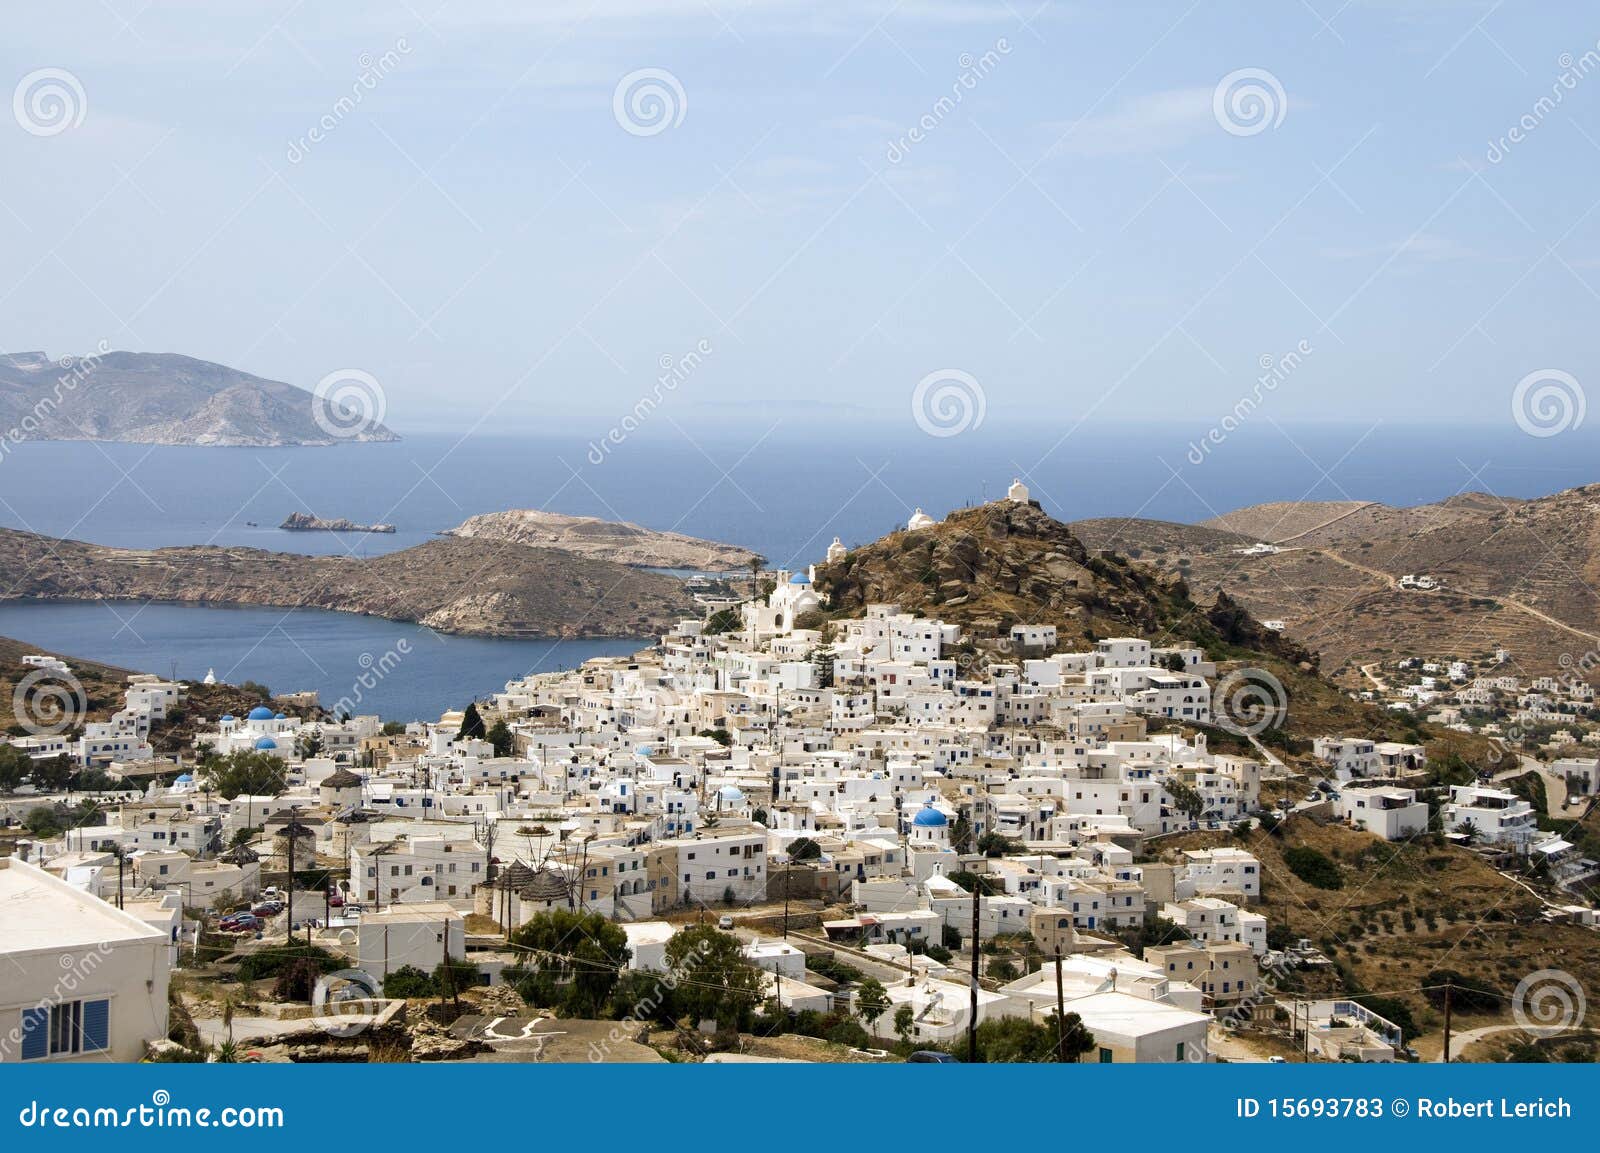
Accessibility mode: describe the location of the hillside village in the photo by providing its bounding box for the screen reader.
[4,484,1599,1066]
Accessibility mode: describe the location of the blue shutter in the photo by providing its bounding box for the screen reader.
[81,1000,109,1053]
[20,1008,48,1060]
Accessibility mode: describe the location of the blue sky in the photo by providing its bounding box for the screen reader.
[4,0,1600,439]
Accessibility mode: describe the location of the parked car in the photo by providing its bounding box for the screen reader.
[251,901,283,918]
[907,1051,960,1063]
[717,915,734,930]
[326,889,344,907]
[225,913,261,933]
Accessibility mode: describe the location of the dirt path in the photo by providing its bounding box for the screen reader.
[1271,502,1379,544]
[1314,548,1600,648]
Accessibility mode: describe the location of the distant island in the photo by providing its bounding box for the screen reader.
[281,512,396,534]
[445,509,760,571]
[0,349,398,446]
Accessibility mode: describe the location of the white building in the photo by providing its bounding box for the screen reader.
[0,857,171,1063]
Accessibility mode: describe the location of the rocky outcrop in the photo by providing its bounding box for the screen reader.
[446,509,759,571]
[281,512,396,534]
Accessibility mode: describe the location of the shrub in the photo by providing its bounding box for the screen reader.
[1283,845,1343,890]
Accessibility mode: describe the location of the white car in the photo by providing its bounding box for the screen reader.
[718,915,734,930]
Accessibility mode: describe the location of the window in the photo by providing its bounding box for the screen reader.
[1175,1042,1186,1062]
[1098,1047,1113,1064]
[21,998,109,1059]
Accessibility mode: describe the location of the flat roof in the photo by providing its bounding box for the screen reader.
[0,857,165,955]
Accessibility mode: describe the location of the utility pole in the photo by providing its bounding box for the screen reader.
[1442,983,1453,1064]
[967,874,980,1063]
[1054,945,1066,1062]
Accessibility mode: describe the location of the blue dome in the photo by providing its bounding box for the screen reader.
[220,714,235,722]
[718,785,745,801]
[253,737,278,750]
[274,712,286,720]
[912,804,948,828]
[247,706,274,721]
[789,573,811,584]
[175,773,193,783]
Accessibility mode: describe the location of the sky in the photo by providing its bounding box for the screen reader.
[4,0,1600,442]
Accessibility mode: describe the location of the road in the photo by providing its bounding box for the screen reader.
[1437,1023,1524,1062]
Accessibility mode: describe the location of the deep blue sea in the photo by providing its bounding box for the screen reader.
[1,420,1595,720]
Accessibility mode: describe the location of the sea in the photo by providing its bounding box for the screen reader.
[2,420,1595,720]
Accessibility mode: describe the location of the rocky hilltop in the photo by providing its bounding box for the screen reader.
[816,499,1311,663]
[0,350,397,446]
[281,512,396,534]
[807,499,1408,742]
[0,530,692,639]
[1071,482,1600,680]
[446,509,758,571]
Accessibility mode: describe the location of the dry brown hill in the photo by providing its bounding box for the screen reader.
[0,529,693,640]
[1074,482,1600,681]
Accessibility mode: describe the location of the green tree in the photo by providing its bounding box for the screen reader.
[0,744,28,793]
[200,750,287,800]
[788,836,823,861]
[856,976,890,1028]
[294,728,324,760]
[663,923,765,1032]
[507,909,630,1017]
[1047,1011,1097,1062]
[29,754,74,793]
[1165,780,1205,820]
[382,965,435,999]
[457,702,487,742]
[893,1004,916,1047]
[946,870,999,896]
[23,806,63,837]
[485,719,514,758]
